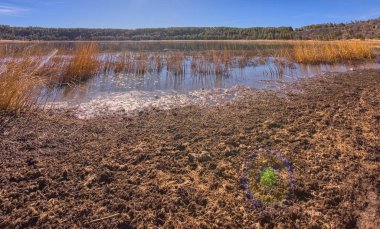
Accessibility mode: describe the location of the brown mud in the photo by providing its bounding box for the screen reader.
[0,70,379,228]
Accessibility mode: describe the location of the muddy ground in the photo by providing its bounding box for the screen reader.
[0,70,379,228]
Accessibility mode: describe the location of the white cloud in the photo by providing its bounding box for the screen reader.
[0,5,25,15]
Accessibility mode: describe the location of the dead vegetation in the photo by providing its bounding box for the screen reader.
[60,43,100,84]
[1,69,379,227]
[290,41,374,64]
[0,43,100,112]
[94,40,376,75]
[0,49,57,112]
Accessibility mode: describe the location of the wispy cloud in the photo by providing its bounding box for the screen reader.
[0,5,25,15]
[0,0,64,16]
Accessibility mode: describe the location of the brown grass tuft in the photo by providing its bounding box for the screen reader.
[167,52,185,75]
[0,57,46,112]
[60,43,100,84]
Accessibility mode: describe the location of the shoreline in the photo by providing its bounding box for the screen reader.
[1,39,380,43]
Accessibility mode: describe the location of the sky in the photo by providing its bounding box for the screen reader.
[0,0,379,29]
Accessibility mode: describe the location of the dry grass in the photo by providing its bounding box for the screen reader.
[152,54,163,72]
[60,43,100,84]
[291,41,374,64]
[0,56,47,112]
[191,53,213,75]
[190,51,235,76]
[135,52,148,74]
[114,52,130,73]
[167,52,185,75]
[0,47,4,59]
[0,43,101,112]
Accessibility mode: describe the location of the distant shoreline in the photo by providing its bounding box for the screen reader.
[1,39,380,43]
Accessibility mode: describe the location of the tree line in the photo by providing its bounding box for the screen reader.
[0,18,378,41]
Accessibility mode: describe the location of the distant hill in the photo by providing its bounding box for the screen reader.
[294,18,380,40]
[0,18,379,41]
[0,26,294,41]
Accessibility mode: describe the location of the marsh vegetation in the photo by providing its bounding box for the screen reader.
[0,40,378,113]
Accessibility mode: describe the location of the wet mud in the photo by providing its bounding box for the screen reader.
[0,70,379,228]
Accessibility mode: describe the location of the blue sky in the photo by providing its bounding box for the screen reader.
[0,0,379,28]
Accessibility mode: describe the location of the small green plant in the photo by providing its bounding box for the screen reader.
[260,168,277,188]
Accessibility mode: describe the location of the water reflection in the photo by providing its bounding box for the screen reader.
[50,58,380,104]
[0,41,292,53]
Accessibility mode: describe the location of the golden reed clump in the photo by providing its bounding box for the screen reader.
[0,55,49,112]
[291,41,374,64]
[60,43,100,84]
[0,43,100,112]
[166,52,185,75]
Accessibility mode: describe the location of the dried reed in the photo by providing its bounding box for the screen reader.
[291,41,374,64]
[0,54,51,112]
[60,43,100,84]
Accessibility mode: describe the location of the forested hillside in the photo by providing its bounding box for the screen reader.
[0,18,378,41]
[294,18,380,40]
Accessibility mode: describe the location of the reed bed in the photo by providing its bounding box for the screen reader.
[209,50,229,75]
[166,52,185,75]
[134,52,148,75]
[92,42,375,77]
[191,54,212,75]
[104,52,131,74]
[114,52,131,73]
[60,43,100,85]
[0,54,51,112]
[290,41,374,64]
[102,53,118,73]
[152,54,164,72]
[190,50,250,76]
